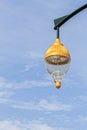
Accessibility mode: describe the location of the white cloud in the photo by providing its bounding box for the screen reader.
[0,91,14,98]
[0,91,73,112]
[11,99,73,112]
[27,120,55,130]
[0,77,13,89]
[0,120,24,130]
[78,116,87,123]
[0,98,10,104]
[0,76,73,112]
[24,51,43,59]
[0,90,14,104]
[21,63,38,72]
[0,120,75,130]
[78,96,87,102]
[20,51,44,72]
[0,120,56,130]
[0,76,74,114]
[0,76,52,89]
[22,64,36,72]
[38,99,72,111]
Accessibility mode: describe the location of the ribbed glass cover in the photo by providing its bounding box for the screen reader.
[45,62,70,82]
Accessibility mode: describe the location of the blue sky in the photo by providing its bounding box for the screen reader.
[0,0,87,130]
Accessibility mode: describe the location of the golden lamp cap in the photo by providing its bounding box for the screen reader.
[55,81,61,89]
[44,38,71,65]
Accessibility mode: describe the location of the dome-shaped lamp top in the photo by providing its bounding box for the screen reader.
[44,38,71,65]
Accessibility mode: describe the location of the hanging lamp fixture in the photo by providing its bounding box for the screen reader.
[44,4,87,89]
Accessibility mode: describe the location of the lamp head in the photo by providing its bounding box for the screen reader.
[44,38,71,88]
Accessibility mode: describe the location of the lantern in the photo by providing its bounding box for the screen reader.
[44,38,71,89]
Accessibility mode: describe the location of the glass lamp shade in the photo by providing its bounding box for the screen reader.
[45,62,70,88]
[44,38,71,88]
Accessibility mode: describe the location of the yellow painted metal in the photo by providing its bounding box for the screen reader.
[44,38,71,65]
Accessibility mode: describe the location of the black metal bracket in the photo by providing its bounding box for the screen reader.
[54,4,87,30]
[54,4,87,38]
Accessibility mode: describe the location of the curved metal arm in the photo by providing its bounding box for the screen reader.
[54,4,87,30]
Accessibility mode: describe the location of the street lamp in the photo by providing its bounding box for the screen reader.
[44,4,87,89]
